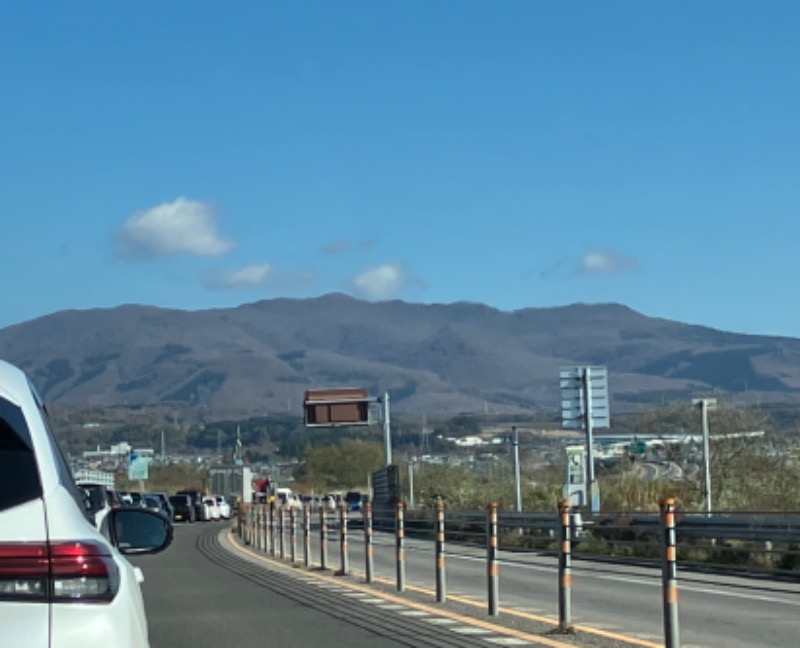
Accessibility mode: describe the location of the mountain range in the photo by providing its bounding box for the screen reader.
[2,293,799,419]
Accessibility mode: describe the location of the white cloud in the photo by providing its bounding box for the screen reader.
[350,262,409,299]
[116,197,234,258]
[575,249,639,276]
[205,263,273,290]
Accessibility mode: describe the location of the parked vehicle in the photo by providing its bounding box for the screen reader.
[168,494,195,523]
[0,359,173,648]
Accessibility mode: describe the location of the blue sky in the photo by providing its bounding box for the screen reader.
[2,2,799,337]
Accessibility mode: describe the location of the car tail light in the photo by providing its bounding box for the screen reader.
[0,541,119,603]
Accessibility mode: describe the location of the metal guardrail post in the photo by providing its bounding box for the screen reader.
[256,504,267,553]
[279,506,286,560]
[487,501,499,616]
[396,500,406,592]
[303,503,311,567]
[269,502,276,557]
[364,499,374,583]
[290,507,297,564]
[260,505,266,552]
[661,498,680,648]
[338,503,349,575]
[558,499,573,632]
[320,505,329,570]
[435,499,446,603]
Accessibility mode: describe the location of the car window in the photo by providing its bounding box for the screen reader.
[0,396,43,512]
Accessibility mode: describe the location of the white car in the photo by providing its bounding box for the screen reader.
[203,497,221,520]
[215,495,232,519]
[0,359,173,648]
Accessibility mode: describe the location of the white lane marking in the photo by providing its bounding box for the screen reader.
[426,618,458,625]
[451,626,493,635]
[484,639,533,646]
[446,553,800,607]
[400,610,430,617]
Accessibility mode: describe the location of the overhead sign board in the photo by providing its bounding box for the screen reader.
[303,387,372,427]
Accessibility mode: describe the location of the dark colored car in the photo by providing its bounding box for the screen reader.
[177,489,208,521]
[147,492,174,520]
[345,491,363,511]
[168,494,196,523]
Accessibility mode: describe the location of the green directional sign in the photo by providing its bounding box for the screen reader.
[629,440,646,455]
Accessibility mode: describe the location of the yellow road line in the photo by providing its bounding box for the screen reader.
[228,532,659,648]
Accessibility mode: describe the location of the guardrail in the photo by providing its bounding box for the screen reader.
[236,501,800,648]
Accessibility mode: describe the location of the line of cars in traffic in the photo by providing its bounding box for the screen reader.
[79,484,233,526]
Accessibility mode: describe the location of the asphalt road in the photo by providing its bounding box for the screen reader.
[131,520,414,648]
[130,520,580,648]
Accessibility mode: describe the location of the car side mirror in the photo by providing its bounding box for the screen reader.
[104,508,174,555]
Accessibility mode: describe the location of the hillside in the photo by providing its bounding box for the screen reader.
[2,293,799,418]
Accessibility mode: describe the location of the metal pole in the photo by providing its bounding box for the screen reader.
[660,498,680,648]
[338,503,349,575]
[435,499,446,603]
[279,506,286,560]
[383,391,392,467]
[395,500,406,592]
[269,502,276,556]
[512,426,522,513]
[487,502,499,616]
[364,499,374,584]
[290,507,297,564]
[408,460,415,509]
[583,368,599,514]
[320,505,328,570]
[303,503,311,568]
[558,499,573,632]
[701,400,712,516]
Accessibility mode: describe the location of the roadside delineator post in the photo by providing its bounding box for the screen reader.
[363,499,374,583]
[256,504,268,553]
[338,502,349,575]
[279,506,286,560]
[435,498,447,603]
[290,506,297,564]
[269,501,276,557]
[303,503,311,568]
[487,501,499,616]
[320,505,329,570]
[558,499,573,632]
[661,498,680,648]
[396,500,406,592]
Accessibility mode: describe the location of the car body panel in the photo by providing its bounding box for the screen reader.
[0,360,170,648]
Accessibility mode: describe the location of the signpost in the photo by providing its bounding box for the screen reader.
[303,387,392,467]
[560,366,610,514]
[692,397,717,516]
[128,452,149,491]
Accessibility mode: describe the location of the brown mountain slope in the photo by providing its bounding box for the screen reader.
[1,293,799,417]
